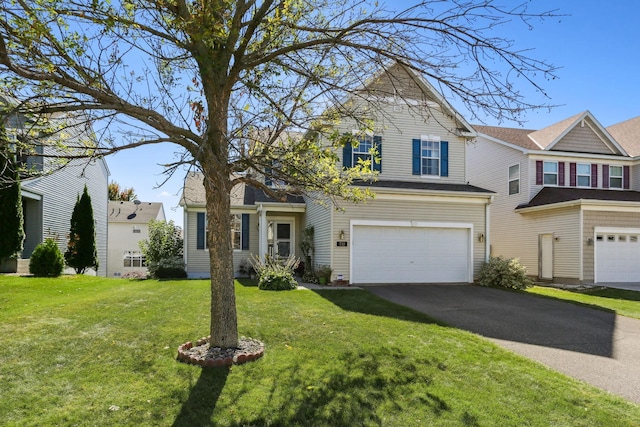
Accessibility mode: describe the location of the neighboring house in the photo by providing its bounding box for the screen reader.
[180,63,494,284]
[4,108,109,275]
[107,200,165,277]
[468,111,640,284]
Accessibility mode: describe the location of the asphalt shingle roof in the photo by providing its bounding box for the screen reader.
[517,187,640,209]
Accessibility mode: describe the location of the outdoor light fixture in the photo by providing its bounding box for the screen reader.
[478,232,485,243]
[339,230,345,240]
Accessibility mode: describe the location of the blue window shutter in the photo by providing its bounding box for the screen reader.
[412,139,421,175]
[343,144,352,168]
[440,141,449,177]
[196,212,205,250]
[241,214,250,250]
[373,135,382,172]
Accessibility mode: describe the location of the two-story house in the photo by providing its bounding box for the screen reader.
[3,106,109,275]
[468,111,640,284]
[180,63,494,284]
[107,200,165,277]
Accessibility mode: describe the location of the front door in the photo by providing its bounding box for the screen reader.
[539,234,553,280]
[268,221,292,258]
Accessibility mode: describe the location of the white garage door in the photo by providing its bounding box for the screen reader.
[595,230,640,282]
[351,225,470,284]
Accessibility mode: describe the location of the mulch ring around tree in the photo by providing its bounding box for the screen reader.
[177,336,264,367]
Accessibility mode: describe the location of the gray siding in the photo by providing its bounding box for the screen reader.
[21,156,108,276]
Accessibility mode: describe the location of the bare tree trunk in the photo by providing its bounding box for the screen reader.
[201,141,238,349]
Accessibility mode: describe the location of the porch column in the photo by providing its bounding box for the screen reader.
[258,204,268,260]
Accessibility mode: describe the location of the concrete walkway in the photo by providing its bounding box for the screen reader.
[366,284,640,404]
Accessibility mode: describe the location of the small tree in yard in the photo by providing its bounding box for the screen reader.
[139,220,185,278]
[0,120,24,265]
[65,186,98,274]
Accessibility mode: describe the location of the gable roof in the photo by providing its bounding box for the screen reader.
[334,61,476,137]
[108,201,164,223]
[476,111,628,156]
[607,116,640,157]
[180,172,304,208]
[516,187,640,210]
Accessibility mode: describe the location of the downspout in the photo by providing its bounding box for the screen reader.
[485,195,494,262]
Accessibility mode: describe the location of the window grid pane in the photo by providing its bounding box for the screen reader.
[231,214,241,250]
[421,140,440,175]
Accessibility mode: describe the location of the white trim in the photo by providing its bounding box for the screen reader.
[20,188,42,200]
[576,163,592,188]
[508,163,520,195]
[349,219,474,283]
[373,192,492,204]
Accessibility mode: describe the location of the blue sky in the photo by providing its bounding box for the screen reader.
[106,0,640,227]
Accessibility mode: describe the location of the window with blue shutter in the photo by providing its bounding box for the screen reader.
[412,139,421,175]
[373,135,382,172]
[241,214,250,250]
[196,212,205,250]
[440,141,448,177]
[342,144,352,168]
[413,137,445,176]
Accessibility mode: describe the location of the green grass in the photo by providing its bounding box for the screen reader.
[0,276,639,426]
[527,286,640,320]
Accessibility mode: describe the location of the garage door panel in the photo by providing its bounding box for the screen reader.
[596,232,640,282]
[352,225,469,284]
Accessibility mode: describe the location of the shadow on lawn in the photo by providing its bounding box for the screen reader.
[328,285,618,358]
[578,287,640,302]
[172,368,229,427]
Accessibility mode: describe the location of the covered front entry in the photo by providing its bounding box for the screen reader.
[350,221,472,284]
[595,227,640,283]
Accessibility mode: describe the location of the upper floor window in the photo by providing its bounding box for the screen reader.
[421,139,440,176]
[610,166,623,189]
[412,136,448,177]
[543,161,558,185]
[353,135,374,170]
[577,163,591,187]
[342,134,382,172]
[508,164,520,195]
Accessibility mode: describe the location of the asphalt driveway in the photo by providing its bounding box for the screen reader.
[366,284,640,404]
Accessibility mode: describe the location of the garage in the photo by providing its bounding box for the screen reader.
[351,221,472,284]
[595,227,640,283]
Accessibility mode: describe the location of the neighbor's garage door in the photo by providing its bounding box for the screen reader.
[595,230,640,282]
[351,225,470,284]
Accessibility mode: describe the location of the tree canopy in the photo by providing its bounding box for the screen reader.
[108,181,137,201]
[0,0,558,348]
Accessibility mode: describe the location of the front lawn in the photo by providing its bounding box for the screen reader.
[527,286,640,320]
[0,276,638,426]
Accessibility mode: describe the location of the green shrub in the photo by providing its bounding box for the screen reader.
[148,256,186,279]
[476,256,533,290]
[30,238,65,277]
[251,254,299,291]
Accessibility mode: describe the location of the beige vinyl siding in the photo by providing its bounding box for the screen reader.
[303,195,333,267]
[516,207,581,279]
[231,212,259,276]
[184,209,210,277]
[551,123,617,155]
[333,66,469,185]
[582,210,640,282]
[632,164,640,190]
[467,137,531,261]
[331,196,487,282]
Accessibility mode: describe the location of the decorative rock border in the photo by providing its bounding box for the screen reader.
[177,336,265,367]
